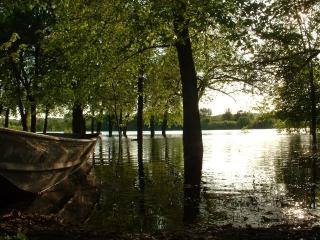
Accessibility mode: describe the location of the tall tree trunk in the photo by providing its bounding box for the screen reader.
[30,98,37,133]
[137,70,144,215]
[18,100,28,131]
[137,71,144,143]
[0,105,3,126]
[123,113,129,138]
[96,109,103,134]
[15,81,28,131]
[150,115,155,138]
[183,186,200,224]
[24,110,29,131]
[96,120,102,134]
[72,103,86,136]
[309,62,317,151]
[108,114,113,137]
[174,2,203,187]
[11,59,28,131]
[4,108,9,128]
[118,110,123,146]
[43,107,49,134]
[161,111,168,137]
[122,125,128,138]
[30,44,40,133]
[91,116,95,134]
[137,132,145,215]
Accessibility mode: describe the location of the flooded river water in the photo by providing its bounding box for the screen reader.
[86,129,320,232]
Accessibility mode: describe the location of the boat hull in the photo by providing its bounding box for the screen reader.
[0,128,99,193]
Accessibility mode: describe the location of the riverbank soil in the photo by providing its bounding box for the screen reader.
[1,222,320,240]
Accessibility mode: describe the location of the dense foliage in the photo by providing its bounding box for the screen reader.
[1,0,318,134]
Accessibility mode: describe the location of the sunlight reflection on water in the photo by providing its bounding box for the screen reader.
[88,129,320,232]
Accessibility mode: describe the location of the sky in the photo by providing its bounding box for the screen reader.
[199,91,263,116]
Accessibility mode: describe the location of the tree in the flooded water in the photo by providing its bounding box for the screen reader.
[144,48,182,138]
[172,1,203,185]
[119,0,253,186]
[251,0,320,148]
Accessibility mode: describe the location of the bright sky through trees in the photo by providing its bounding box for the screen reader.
[200,92,263,116]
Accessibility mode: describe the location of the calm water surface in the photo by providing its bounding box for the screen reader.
[87,129,320,232]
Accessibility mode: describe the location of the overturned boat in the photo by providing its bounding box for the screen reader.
[0,128,99,193]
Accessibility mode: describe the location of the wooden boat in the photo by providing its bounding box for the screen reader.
[0,128,100,193]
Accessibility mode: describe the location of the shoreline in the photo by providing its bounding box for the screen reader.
[1,217,320,240]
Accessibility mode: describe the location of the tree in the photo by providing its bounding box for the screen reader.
[144,48,182,137]
[0,1,54,132]
[119,0,253,185]
[43,0,128,135]
[199,108,212,118]
[252,0,320,147]
[48,0,257,185]
[222,108,233,121]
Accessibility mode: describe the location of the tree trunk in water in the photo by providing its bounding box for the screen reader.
[96,109,103,134]
[161,111,168,137]
[150,115,155,138]
[174,2,203,187]
[91,116,95,134]
[0,106,3,127]
[96,121,102,133]
[137,71,144,143]
[137,70,144,214]
[72,104,86,136]
[30,100,37,133]
[31,44,40,133]
[108,114,113,137]
[23,111,29,131]
[118,111,123,145]
[183,186,200,224]
[309,62,317,151]
[43,107,49,134]
[123,126,127,138]
[18,103,28,131]
[11,59,28,131]
[137,131,145,215]
[4,108,9,128]
[16,91,28,131]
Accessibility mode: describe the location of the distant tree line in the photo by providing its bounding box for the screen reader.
[200,108,278,130]
[0,108,279,132]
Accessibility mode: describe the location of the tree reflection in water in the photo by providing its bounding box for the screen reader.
[88,130,320,232]
[278,135,319,210]
[183,185,200,225]
[138,137,146,216]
